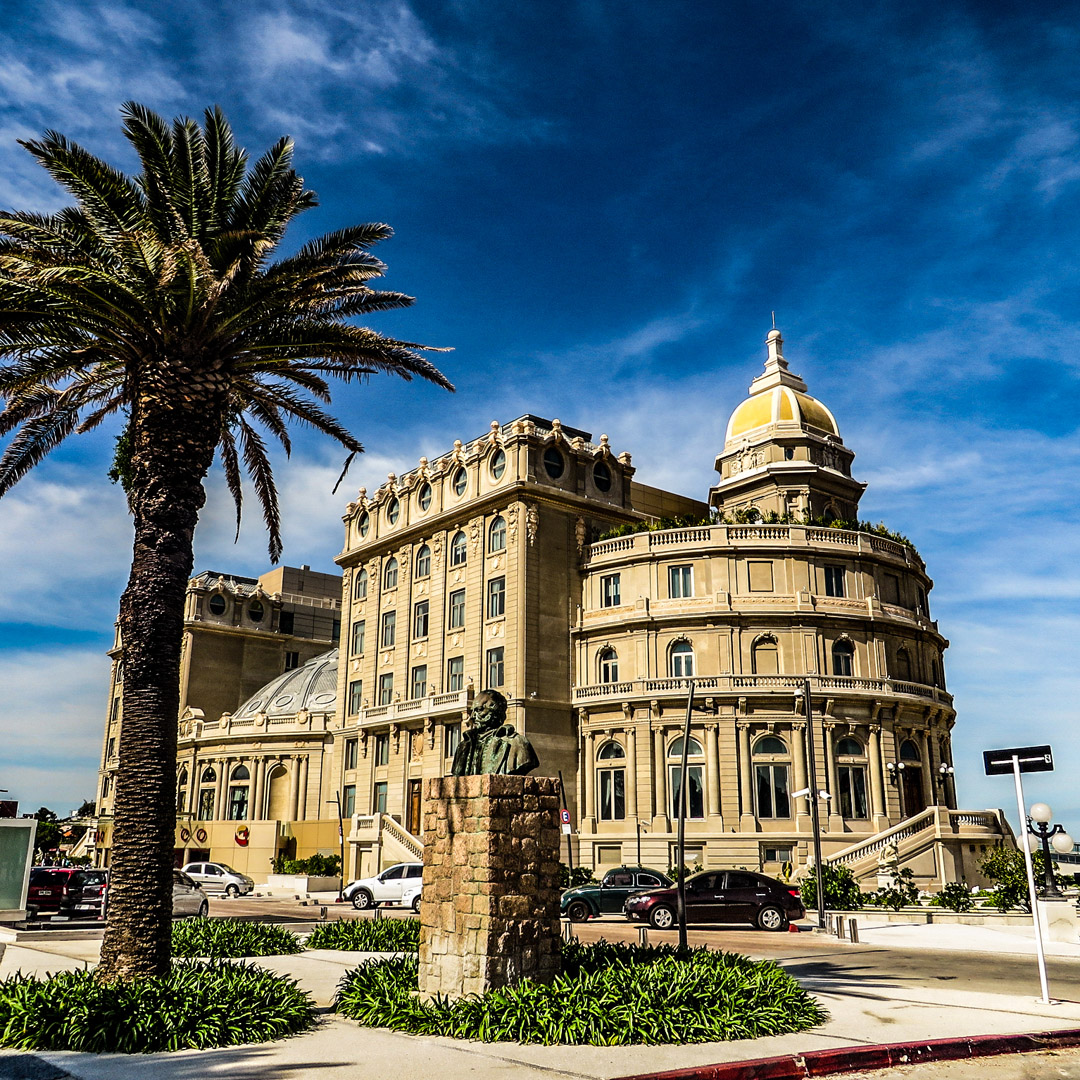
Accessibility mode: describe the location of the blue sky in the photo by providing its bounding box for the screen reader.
[1,1,1079,834]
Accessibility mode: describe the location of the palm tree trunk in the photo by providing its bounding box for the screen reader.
[97,373,225,980]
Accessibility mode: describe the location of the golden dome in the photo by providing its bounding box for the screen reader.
[726,386,838,441]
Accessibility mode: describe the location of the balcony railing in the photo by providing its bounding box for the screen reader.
[347,688,470,727]
[572,673,952,706]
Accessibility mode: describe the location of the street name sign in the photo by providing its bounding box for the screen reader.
[983,745,1053,776]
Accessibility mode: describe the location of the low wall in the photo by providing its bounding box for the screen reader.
[265,874,339,895]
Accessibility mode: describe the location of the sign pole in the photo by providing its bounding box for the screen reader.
[676,679,695,950]
[557,770,574,875]
[1012,754,1050,1004]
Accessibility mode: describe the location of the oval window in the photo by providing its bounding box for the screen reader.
[453,468,467,496]
[208,594,226,616]
[594,460,612,492]
[248,601,264,623]
[387,497,399,525]
[543,447,565,479]
[490,449,506,480]
[358,511,370,537]
[418,482,432,510]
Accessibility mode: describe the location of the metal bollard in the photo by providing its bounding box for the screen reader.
[835,916,846,940]
[373,906,382,921]
[561,919,574,942]
[320,905,328,921]
[823,913,833,934]
[848,918,859,943]
[637,925,648,948]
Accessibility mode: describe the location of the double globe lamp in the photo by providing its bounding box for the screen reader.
[1023,803,1074,899]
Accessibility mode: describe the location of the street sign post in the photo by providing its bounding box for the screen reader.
[559,808,572,835]
[983,744,1054,1004]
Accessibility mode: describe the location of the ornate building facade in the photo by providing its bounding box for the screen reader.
[95,327,1006,884]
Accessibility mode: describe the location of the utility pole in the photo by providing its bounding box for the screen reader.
[799,678,826,929]
[675,679,695,949]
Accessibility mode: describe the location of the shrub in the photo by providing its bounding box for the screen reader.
[171,917,302,958]
[929,882,975,912]
[306,917,420,952]
[799,864,862,910]
[334,940,827,1044]
[0,963,316,1053]
[271,852,341,876]
[666,860,704,882]
[559,864,595,888]
[979,847,1071,911]
[865,868,920,911]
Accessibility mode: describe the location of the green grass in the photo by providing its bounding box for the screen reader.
[0,963,316,1053]
[171,917,303,957]
[306,918,420,952]
[334,939,828,1044]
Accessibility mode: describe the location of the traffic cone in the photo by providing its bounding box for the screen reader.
[788,923,800,933]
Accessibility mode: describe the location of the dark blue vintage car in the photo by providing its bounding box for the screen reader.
[560,866,672,921]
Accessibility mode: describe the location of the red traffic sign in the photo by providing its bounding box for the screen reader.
[559,808,571,826]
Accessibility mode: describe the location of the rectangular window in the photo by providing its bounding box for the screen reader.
[668,765,705,820]
[351,620,366,654]
[755,764,790,818]
[410,664,428,700]
[668,564,693,598]
[228,786,249,821]
[486,646,504,687]
[380,611,396,648]
[824,566,845,597]
[413,601,429,639]
[378,673,394,705]
[284,650,300,671]
[332,619,341,640]
[487,577,506,619]
[198,788,214,819]
[882,573,901,605]
[342,784,356,817]
[837,765,869,819]
[374,733,390,767]
[748,560,774,592]
[106,737,116,760]
[449,588,465,629]
[444,722,461,758]
[601,573,621,608]
[344,738,358,771]
[110,697,120,723]
[447,656,464,692]
[372,781,388,814]
[917,588,928,616]
[598,768,626,820]
[101,775,111,800]
[761,844,794,864]
[279,611,295,635]
[348,680,363,714]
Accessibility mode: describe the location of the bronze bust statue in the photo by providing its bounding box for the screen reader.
[451,689,539,776]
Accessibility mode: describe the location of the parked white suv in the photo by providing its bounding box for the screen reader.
[344,862,422,909]
[181,861,254,897]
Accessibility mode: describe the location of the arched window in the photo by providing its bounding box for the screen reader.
[452,467,468,496]
[900,740,921,762]
[753,736,790,819]
[489,516,506,552]
[666,736,704,819]
[208,593,226,616]
[752,635,779,675]
[417,482,432,511]
[200,766,217,784]
[354,568,368,600]
[670,640,695,678]
[228,765,250,821]
[543,446,565,479]
[835,737,868,819]
[597,741,625,820]
[176,769,188,812]
[358,511,370,537]
[593,460,612,492]
[248,600,264,623]
[450,531,467,566]
[599,647,619,683]
[832,639,854,677]
[197,767,216,820]
[383,557,399,590]
[415,545,431,579]
[490,448,506,480]
[895,647,912,682]
[898,739,925,816]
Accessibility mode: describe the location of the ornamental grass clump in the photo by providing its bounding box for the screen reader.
[334,940,827,1045]
[171,917,302,957]
[306,917,419,952]
[0,963,316,1053]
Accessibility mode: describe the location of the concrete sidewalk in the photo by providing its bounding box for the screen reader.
[4,925,1080,1079]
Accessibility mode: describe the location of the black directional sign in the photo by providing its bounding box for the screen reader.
[983,745,1054,776]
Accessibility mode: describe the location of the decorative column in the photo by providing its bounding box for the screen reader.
[738,723,756,830]
[917,729,934,807]
[626,727,638,820]
[214,758,228,820]
[582,729,596,832]
[653,727,669,829]
[297,756,308,820]
[868,725,888,830]
[706,724,722,827]
[823,723,843,832]
[253,759,266,821]
[792,723,810,832]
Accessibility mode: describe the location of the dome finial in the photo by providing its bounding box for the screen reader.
[765,321,785,371]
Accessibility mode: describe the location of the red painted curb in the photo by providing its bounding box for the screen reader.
[608,1027,1080,1080]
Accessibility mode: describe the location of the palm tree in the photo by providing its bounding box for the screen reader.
[0,104,451,979]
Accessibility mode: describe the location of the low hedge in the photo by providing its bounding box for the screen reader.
[335,940,827,1044]
[306,917,419,953]
[171,917,303,958]
[0,962,316,1053]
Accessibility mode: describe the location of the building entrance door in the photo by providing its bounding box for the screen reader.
[406,778,423,837]
[902,768,925,817]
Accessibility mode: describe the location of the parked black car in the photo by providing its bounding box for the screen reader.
[624,870,805,931]
[59,869,109,919]
[561,866,672,921]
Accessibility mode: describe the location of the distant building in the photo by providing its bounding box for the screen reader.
[95,327,1007,886]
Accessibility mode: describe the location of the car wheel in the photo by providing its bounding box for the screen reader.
[649,905,676,930]
[352,889,373,910]
[197,900,209,918]
[412,894,421,914]
[756,905,788,932]
[225,884,239,898]
[566,900,591,923]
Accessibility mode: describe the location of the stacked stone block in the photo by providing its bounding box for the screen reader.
[418,774,562,999]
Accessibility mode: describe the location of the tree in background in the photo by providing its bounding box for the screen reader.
[0,104,450,979]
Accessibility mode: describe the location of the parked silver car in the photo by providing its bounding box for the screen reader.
[181,861,254,897]
[172,870,209,918]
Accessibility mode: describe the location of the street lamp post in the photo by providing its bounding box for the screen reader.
[326,795,346,903]
[794,679,826,929]
[636,819,649,867]
[1027,803,1074,899]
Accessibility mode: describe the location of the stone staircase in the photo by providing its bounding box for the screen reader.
[347,813,423,877]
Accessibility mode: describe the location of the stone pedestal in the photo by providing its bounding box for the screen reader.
[1036,898,1079,943]
[418,774,562,1000]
